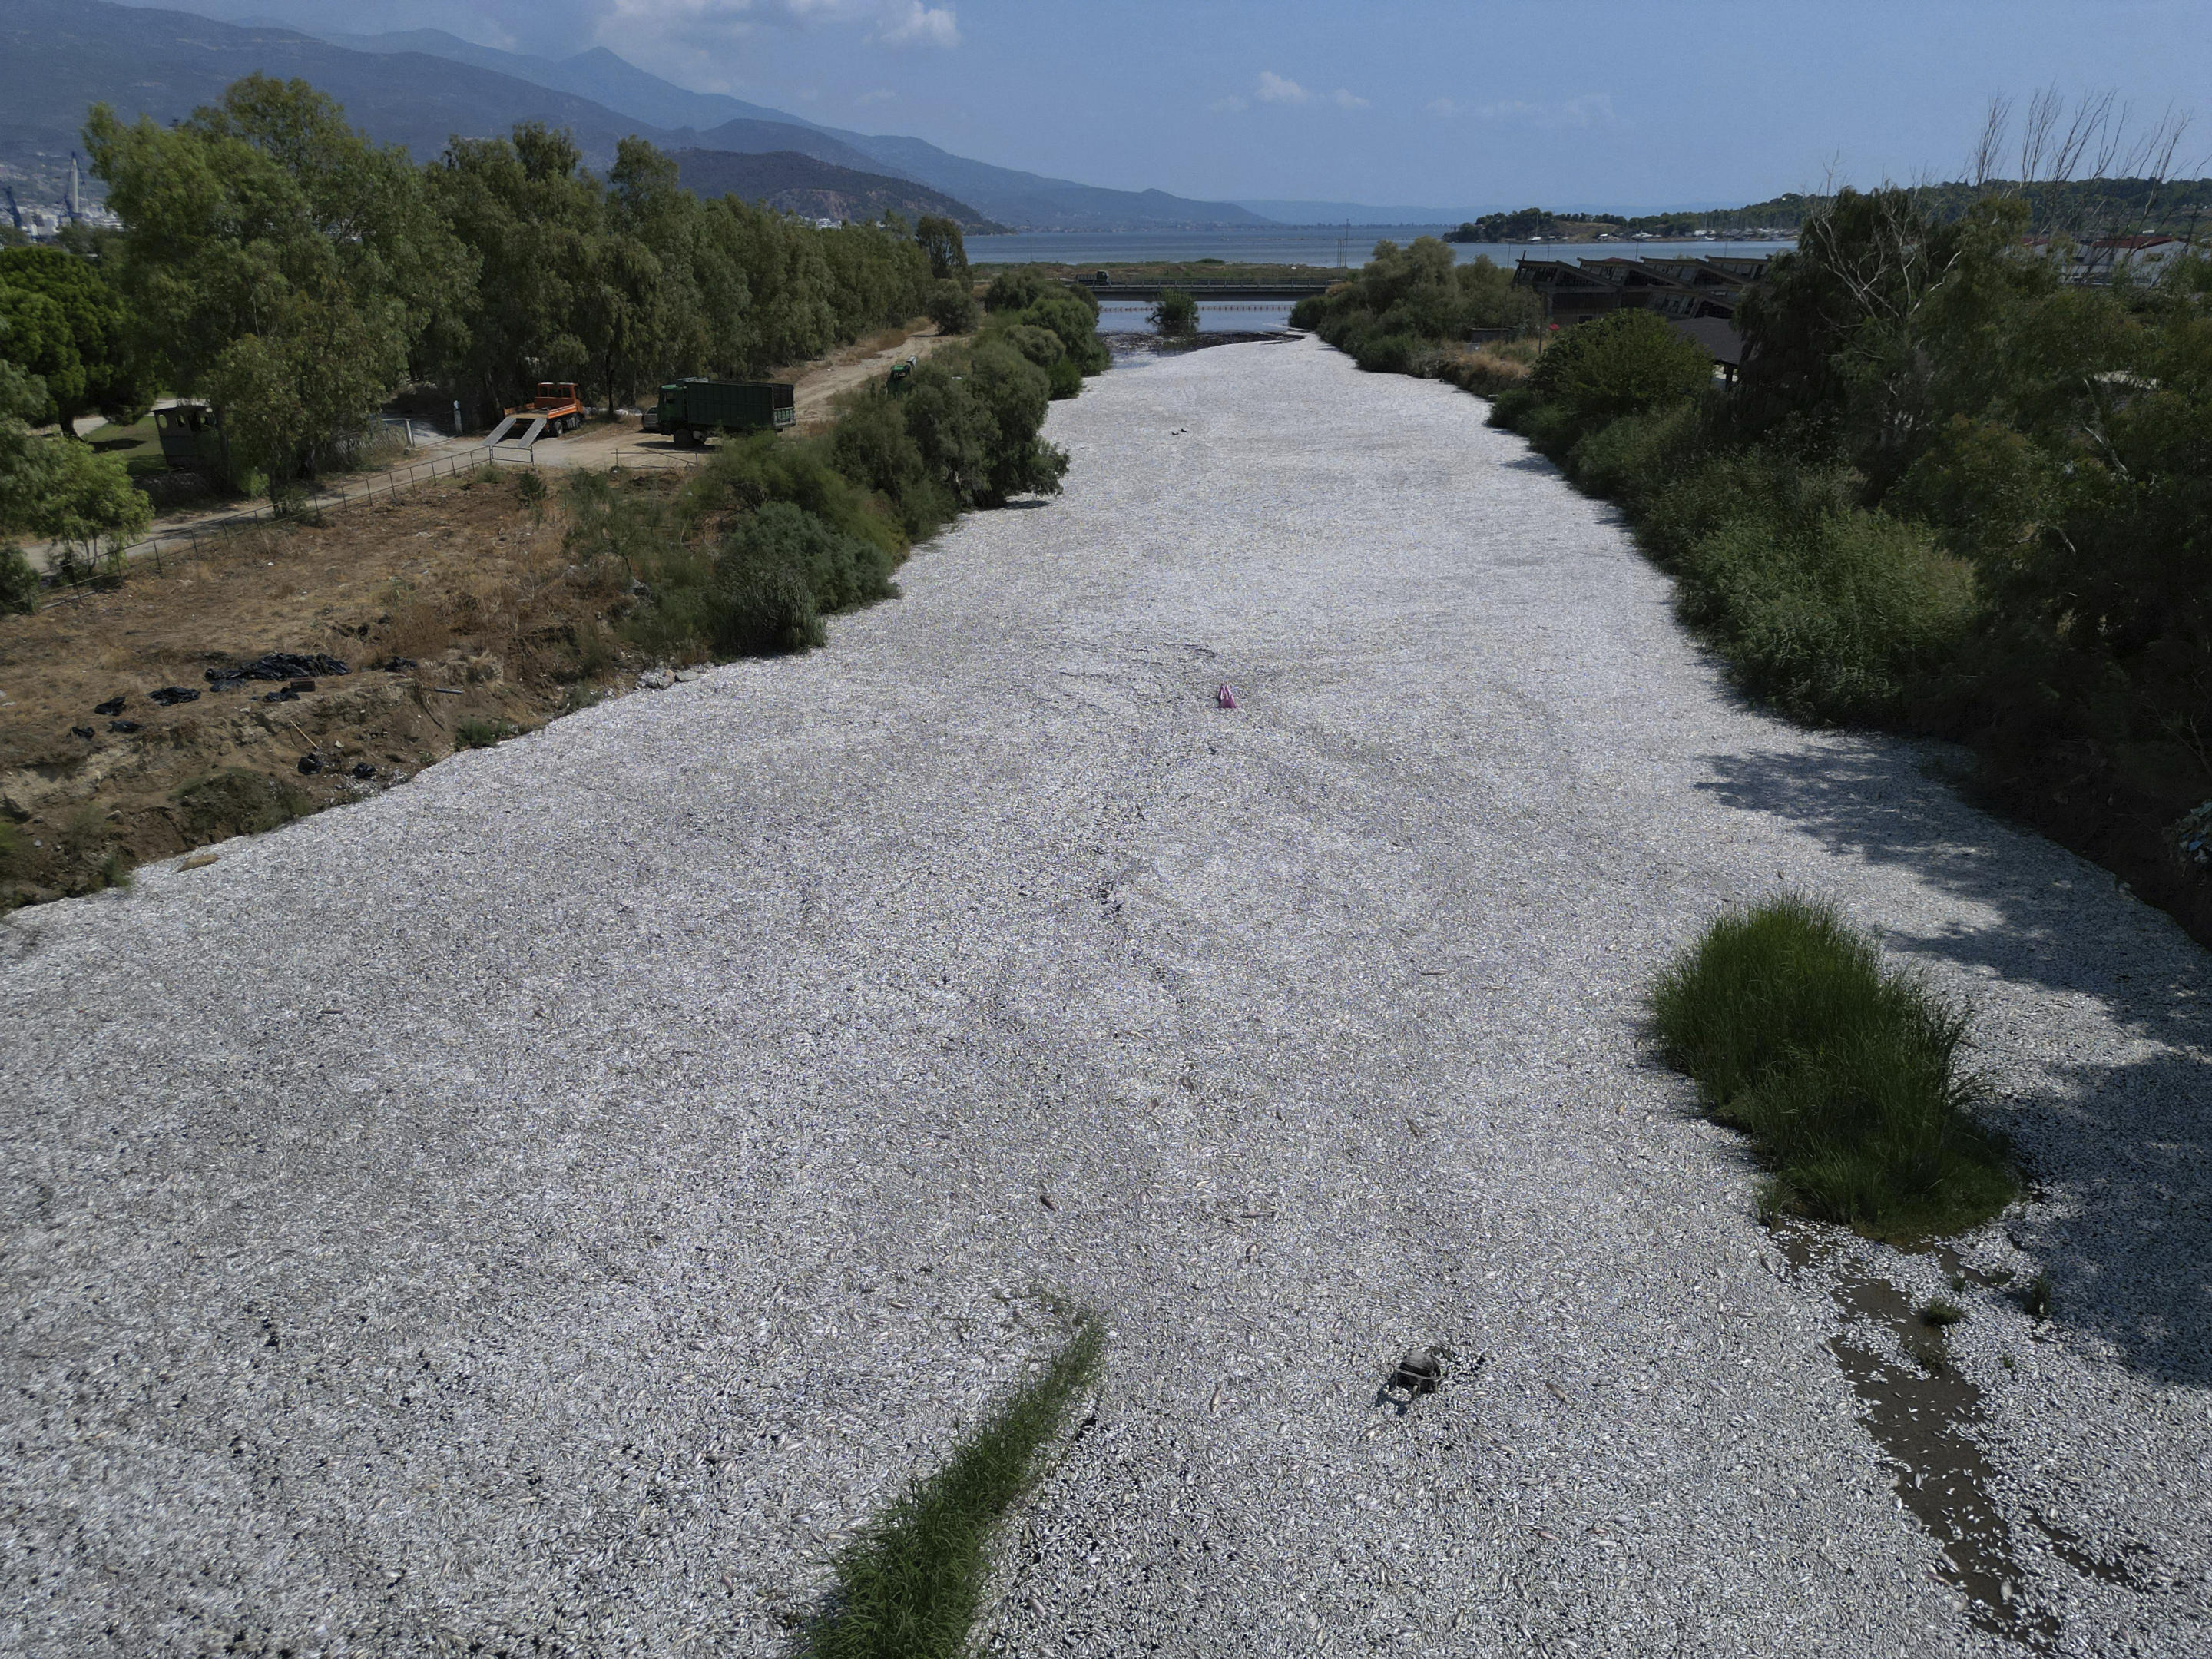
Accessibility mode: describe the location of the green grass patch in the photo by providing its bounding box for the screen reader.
[805,1313,1103,1659]
[1651,894,2016,1241]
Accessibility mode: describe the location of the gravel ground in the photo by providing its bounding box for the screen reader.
[4,336,2208,1658]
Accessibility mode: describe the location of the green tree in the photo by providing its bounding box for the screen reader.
[0,247,148,436]
[0,353,151,587]
[85,75,471,488]
[926,279,975,335]
[1528,308,1714,425]
[423,123,601,420]
[915,214,969,283]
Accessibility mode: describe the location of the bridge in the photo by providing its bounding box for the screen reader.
[1075,281,1336,300]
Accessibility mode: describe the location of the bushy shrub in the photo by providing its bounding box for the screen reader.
[830,386,956,541]
[1677,505,1978,724]
[685,431,903,560]
[707,500,896,656]
[1528,309,1714,424]
[1150,289,1198,338]
[982,270,1048,313]
[0,542,38,614]
[995,323,1065,369]
[926,279,976,336]
[1568,401,1706,509]
[1005,287,1108,374]
[1635,449,1860,566]
[1296,240,1538,369]
[1651,894,2014,1239]
[900,341,1068,508]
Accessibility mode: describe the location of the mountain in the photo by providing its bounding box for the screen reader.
[5,0,1273,230]
[310,28,825,137]
[276,18,1273,230]
[1233,200,1472,224]
[674,150,1002,232]
[829,131,1269,233]
[1,0,674,170]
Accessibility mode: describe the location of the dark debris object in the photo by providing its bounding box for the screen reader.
[287,678,316,694]
[263,688,298,703]
[1389,1346,1448,1397]
[92,696,127,717]
[349,762,376,780]
[206,653,351,687]
[297,754,323,776]
[148,686,202,706]
[373,657,418,672]
[71,725,95,740]
[108,720,143,734]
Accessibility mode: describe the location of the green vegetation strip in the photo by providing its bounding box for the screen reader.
[1651,895,2015,1240]
[806,1315,1103,1659]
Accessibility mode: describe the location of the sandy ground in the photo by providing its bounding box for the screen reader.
[22,323,950,575]
[3,337,2208,1658]
[0,471,598,905]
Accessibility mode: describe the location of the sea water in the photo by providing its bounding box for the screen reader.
[966,226,1789,272]
[1034,232,1793,333]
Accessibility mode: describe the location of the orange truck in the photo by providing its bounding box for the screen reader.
[506,382,587,435]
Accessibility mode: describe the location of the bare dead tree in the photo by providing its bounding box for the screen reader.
[2018,86,2064,187]
[1970,96,2012,191]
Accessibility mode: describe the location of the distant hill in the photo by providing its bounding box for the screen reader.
[271,18,1272,231]
[674,150,1003,233]
[15,2,1271,230]
[0,0,678,178]
[308,28,826,137]
[1233,199,1475,225]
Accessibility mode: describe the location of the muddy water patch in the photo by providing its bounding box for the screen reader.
[1777,1226,2055,1651]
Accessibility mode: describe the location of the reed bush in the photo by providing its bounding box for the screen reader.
[1677,507,1978,724]
[805,1317,1103,1659]
[1651,894,2015,1240]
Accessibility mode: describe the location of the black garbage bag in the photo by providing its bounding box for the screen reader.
[93,696,127,717]
[108,720,142,733]
[206,653,351,687]
[149,686,202,706]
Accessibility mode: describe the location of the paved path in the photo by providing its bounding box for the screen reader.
[4,338,2207,1657]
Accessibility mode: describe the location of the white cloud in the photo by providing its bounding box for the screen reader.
[1475,92,1617,130]
[1234,72,1363,111]
[855,87,899,104]
[870,0,958,47]
[1427,98,1458,118]
[601,0,958,54]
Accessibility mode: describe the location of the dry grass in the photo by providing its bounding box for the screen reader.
[1438,339,1538,396]
[0,466,662,907]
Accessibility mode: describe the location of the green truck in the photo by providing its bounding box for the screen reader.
[647,379,796,445]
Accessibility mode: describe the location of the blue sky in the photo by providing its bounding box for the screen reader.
[179,0,2211,209]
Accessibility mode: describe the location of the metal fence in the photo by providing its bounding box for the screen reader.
[31,439,706,611]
